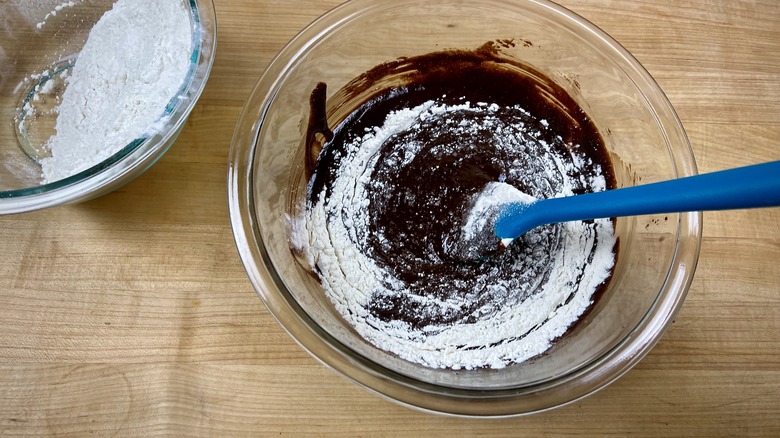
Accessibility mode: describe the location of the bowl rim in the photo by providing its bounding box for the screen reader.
[0,0,218,215]
[228,0,702,417]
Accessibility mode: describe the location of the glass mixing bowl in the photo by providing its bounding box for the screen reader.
[0,0,216,214]
[229,0,701,416]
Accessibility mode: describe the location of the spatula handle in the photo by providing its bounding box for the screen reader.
[496,160,780,239]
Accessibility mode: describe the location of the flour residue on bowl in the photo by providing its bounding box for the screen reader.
[38,0,192,184]
[36,1,77,29]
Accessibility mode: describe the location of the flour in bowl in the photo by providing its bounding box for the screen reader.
[40,0,192,183]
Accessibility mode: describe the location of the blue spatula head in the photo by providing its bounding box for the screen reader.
[445,182,536,261]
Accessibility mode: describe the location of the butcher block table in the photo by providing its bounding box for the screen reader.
[1,0,778,435]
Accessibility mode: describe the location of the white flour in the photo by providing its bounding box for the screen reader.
[36,1,76,29]
[40,0,192,183]
[460,181,538,249]
[304,100,616,370]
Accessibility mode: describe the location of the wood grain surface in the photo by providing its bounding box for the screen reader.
[1,0,779,436]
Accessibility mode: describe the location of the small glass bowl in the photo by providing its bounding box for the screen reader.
[229,0,701,416]
[0,0,216,214]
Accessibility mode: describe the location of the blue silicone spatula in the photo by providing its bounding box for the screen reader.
[494,160,780,241]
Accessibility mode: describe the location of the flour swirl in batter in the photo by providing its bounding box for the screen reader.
[302,47,617,369]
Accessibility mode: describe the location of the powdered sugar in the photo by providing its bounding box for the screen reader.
[305,99,615,369]
[39,0,192,183]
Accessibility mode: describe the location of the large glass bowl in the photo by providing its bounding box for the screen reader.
[229,0,701,417]
[0,0,216,214]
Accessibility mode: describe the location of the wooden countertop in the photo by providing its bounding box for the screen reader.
[1,0,778,435]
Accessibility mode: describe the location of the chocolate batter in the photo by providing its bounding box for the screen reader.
[302,42,617,367]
